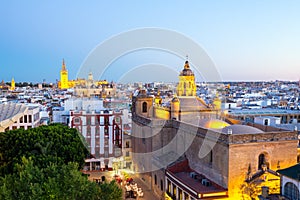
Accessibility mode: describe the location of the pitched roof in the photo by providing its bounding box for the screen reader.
[246,168,279,183]
[277,164,300,181]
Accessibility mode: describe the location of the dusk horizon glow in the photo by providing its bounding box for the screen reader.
[1,1,300,83]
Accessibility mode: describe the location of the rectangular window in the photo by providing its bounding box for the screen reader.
[74,118,80,124]
[96,138,100,147]
[34,113,39,121]
[20,117,23,123]
[126,141,130,148]
[29,115,32,123]
[87,127,91,137]
[86,117,91,125]
[104,117,109,126]
[24,115,27,123]
[95,127,99,136]
[104,151,108,158]
[95,116,99,125]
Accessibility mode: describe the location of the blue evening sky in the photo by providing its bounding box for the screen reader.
[0,1,300,83]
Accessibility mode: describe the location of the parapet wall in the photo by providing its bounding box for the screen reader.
[132,114,298,145]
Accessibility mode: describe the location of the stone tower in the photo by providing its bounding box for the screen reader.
[10,78,15,91]
[132,89,153,118]
[59,59,69,89]
[170,96,180,120]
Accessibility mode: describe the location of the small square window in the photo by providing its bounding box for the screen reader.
[74,118,80,124]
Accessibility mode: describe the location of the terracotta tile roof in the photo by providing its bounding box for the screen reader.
[166,159,228,199]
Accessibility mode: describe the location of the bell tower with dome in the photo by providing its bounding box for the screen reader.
[176,59,197,96]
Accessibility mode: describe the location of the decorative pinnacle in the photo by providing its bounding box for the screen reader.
[62,59,66,71]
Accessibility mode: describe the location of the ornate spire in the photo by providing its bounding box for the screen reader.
[62,59,66,71]
[184,55,190,69]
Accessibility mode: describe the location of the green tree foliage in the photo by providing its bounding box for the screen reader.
[0,125,122,200]
[0,157,101,200]
[99,180,123,200]
[0,124,89,175]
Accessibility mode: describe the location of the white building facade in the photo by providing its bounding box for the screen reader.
[7,104,41,130]
[278,164,300,200]
[53,98,124,171]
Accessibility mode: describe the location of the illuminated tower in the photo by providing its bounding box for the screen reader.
[176,60,196,96]
[10,78,15,91]
[59,59,69,89]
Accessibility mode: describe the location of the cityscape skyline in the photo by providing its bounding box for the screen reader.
[1,1,300,83]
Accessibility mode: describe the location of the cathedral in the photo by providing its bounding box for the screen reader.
[58,59,116,98]
[131,60,298,199]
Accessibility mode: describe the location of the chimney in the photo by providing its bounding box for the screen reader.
[261,186,269,198]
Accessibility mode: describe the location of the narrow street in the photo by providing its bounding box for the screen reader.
[124,174,161,200]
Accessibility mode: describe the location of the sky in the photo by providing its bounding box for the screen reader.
[0,1,300,83]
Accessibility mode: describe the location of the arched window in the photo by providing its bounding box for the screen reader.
[284,182,300,200]
[258,153,269,170]
[142,102,147,113]
[258,154,265,169]
[264,119,269,126]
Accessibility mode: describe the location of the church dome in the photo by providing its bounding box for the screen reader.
[180,61,194,76]
[221,125,264,134]
[199,119,230,129]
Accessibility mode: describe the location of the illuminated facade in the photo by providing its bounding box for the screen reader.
[53,98,124,171]
[59,59,69,89]
[131,60,298,199]
[70,109,123,171]
[132,60,220,122]
[176,60,196,96]
[57,60,116,98]
[10,78,15,91]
